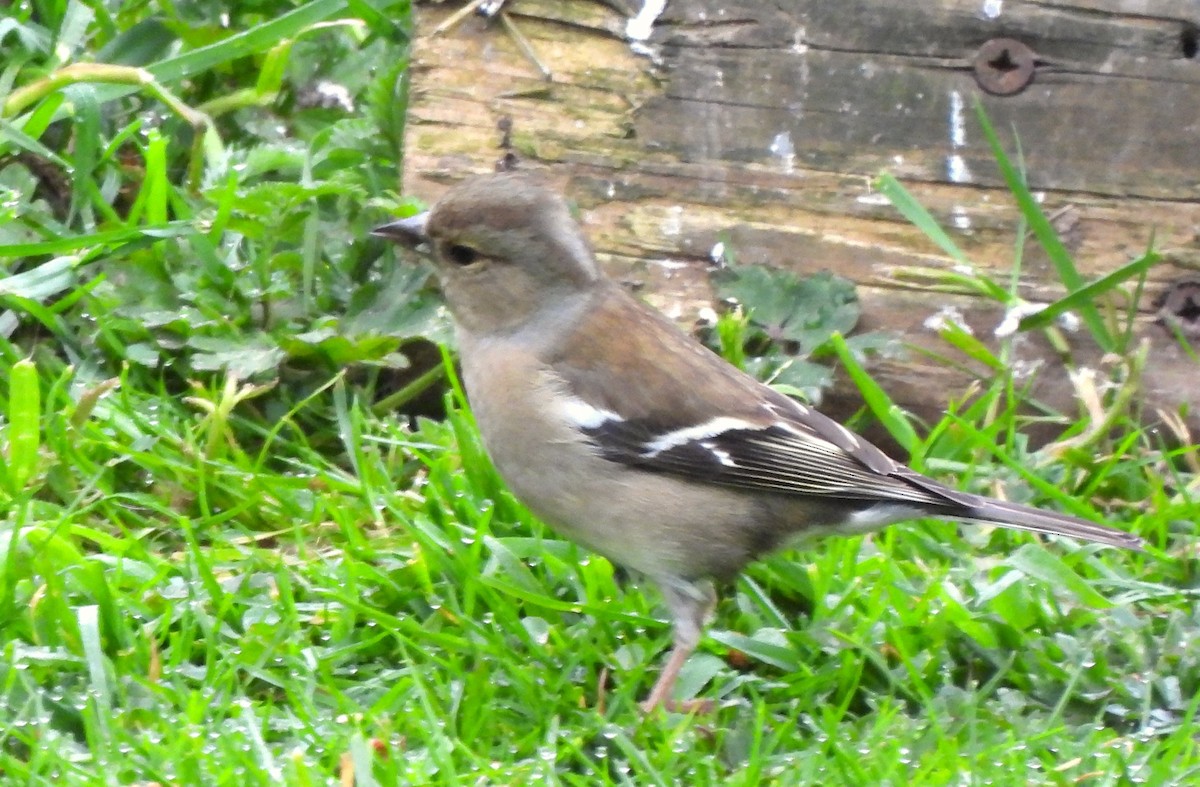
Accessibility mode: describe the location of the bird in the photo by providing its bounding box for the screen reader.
[371,172,1145,713]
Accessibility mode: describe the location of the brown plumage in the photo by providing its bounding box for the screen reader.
[373,172,1144,713]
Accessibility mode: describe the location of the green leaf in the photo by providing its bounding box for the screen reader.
[937,319,1002,370]
[52,0,96,65]
[709,628,804,672]
[188,335,286,378]
[1017,249,1161,335]
[875,173,970,266]
[0,17,52,52]
[1006,544,1115,610]
[4,357,41,492]
[97,18,177,66]
[828,332,919,454]
[973,101,1113,350]
[345,263,449,343]
[0,255,78,300]
[280,329,402,366]
[148,0,351,85]
[713,265,860,353]
[0,222,192,257]
[758,357,832,403]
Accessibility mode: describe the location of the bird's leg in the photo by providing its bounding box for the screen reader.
[640,578,717,714]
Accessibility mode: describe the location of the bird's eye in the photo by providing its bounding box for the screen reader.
[445,244,479,266]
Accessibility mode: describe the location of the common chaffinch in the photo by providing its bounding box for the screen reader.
[373,172,1144,713]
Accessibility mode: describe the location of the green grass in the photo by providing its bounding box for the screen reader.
[2,1,1198,784]
[2,354,1196,784]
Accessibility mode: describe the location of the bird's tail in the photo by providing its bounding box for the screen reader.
[956,496,1145,551]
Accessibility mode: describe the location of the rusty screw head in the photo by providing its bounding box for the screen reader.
[1156,278,1200,339]
[973,38,1036,96]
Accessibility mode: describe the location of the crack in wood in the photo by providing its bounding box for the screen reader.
[406,0,1200,433]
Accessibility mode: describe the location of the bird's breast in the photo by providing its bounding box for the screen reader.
[456,336,761,580]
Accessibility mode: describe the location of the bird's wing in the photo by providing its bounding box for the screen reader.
[548,284,969,508]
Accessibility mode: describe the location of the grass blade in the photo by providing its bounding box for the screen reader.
[973,101,1113,350]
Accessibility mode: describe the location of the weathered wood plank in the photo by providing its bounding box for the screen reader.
[642,8,1200,198]
[659,0,1197,69]
[404,0,1200,439]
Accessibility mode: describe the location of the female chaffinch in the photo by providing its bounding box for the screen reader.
[373,172,1143,713]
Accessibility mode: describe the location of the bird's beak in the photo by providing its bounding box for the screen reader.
[371,212,430,249]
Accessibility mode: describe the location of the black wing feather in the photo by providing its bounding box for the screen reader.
[581,415,965,507]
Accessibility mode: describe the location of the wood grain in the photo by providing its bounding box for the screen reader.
[404,0,1200,445]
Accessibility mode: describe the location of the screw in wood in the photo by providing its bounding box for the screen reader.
[973,38,1036,96]
[1155,279,1200,339]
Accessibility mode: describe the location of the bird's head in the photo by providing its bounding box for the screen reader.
[373,172,602,336]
